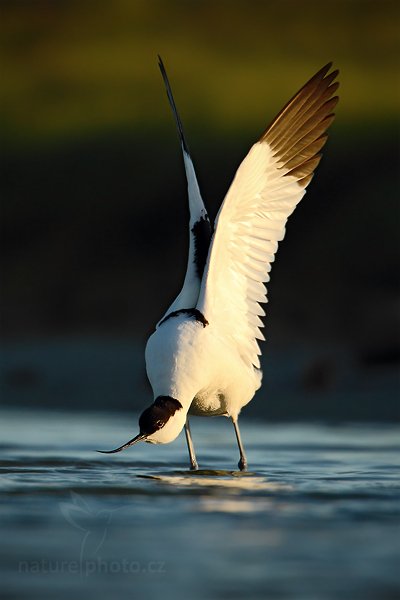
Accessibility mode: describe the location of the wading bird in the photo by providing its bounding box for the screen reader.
[99,58,339,470]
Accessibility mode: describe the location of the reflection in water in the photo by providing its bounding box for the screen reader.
[142,472,293,493]
[198,497,275,513]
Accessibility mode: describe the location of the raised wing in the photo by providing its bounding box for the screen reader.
[157,57,212,323]
[196,63,339,368]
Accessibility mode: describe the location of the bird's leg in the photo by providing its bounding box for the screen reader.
[184,417,198,470]
[232,417,248,471]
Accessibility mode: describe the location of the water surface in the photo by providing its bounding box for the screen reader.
[1,409,399,599]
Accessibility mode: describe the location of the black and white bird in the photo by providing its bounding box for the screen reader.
[99,57,339,470]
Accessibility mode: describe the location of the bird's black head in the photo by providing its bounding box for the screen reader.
[139,396,183,436]
[97,395,184,454]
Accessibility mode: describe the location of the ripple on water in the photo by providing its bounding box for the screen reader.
[1,410,400,600]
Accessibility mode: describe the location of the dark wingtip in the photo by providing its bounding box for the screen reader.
[157,55,190,155]
[316,62,333,78]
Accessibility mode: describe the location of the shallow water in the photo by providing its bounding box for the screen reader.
[1,409,400,599]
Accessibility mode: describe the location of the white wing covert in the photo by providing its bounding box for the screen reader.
[196,63,339,369]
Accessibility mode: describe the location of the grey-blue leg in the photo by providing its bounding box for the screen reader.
[184,417,198,470]
[232,417,248,471]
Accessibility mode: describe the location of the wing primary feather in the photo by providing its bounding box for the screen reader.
[281,135,328,171]
[277,133,328,165]
[286,154,322,179]
[260,62,334,144]
[262,66,339,169]
[297,173,314,188]
[158,55,190,155]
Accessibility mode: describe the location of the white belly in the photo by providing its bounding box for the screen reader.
[189,389,228,416]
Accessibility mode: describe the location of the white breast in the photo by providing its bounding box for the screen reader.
[145,314,261,419]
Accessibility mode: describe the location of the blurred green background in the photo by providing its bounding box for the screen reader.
[1,0,399,418]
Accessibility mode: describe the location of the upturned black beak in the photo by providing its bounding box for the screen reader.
[97,433,147,454]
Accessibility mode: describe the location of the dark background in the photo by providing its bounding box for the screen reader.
[1,0,399,420]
